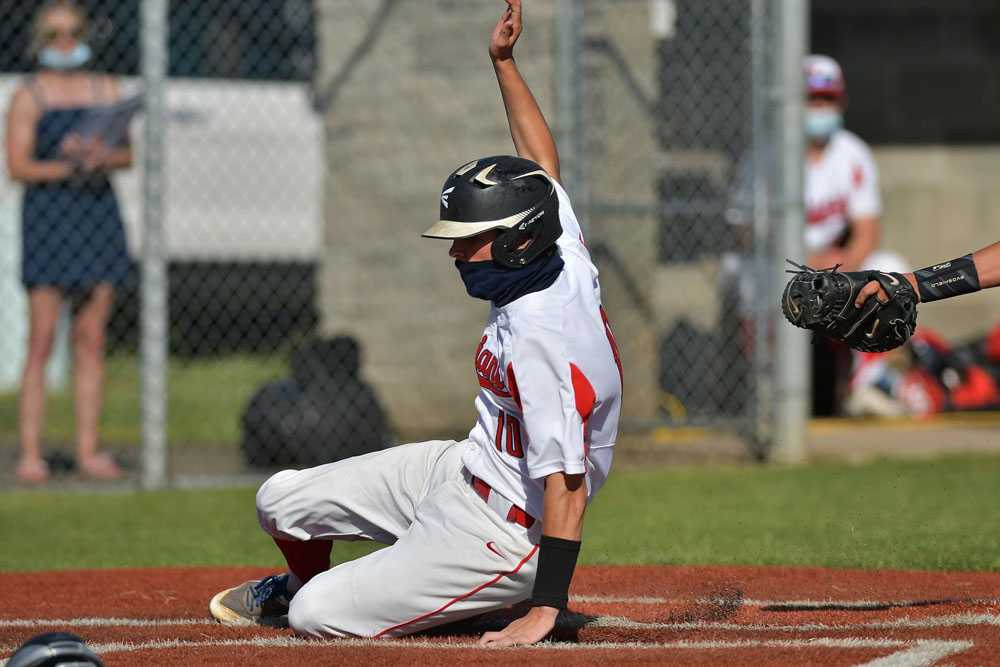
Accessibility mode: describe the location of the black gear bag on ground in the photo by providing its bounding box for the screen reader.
[240,336,388,468]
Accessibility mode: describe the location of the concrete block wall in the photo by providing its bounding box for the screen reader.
[313,1,999,440]
[315,0,557,437]
[874,146,1000,341]
[580,4,660,422]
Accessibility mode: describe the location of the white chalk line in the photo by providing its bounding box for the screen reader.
[3,593,995,629]
[0,635,972,659]
[3,611,999,633]
[572,594,1000,608]
[0,591,990,667]
[0,617,213,628]
[0,617,981,666]
[586,612,1000,633]
[858,639,975,667]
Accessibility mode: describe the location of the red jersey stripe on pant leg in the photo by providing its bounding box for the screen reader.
[373,544,540,638]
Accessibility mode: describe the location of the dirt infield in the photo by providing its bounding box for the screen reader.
[3,565,1000,665]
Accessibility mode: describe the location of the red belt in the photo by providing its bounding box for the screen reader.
[470,475,536,529]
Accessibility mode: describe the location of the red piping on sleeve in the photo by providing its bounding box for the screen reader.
[570,363,596,456]
[569,363,596,422]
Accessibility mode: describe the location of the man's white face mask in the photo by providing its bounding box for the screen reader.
[805,108,843,142]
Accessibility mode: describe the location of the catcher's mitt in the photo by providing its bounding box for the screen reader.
[781,261,918,353]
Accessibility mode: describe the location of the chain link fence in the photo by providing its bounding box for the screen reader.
[0,0,803,486]
[0,0,393,485]
[575,0,790,455]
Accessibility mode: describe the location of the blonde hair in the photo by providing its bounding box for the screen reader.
[29,0,89,58]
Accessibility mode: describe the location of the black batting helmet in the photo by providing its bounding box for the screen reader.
[6,632,104,667]
[422,155,562,269]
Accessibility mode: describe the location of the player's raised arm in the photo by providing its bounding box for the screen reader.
[490,0,561,182]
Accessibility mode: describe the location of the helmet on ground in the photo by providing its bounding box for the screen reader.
[805,54,845,100]
[422,155,562,269]
[6,632,104,667]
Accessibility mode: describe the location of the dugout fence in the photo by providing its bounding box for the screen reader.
[0,0,806,488]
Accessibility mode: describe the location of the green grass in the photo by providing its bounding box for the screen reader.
[584,455,1000,571]
[0,485,380,571]
[2,455,1000,572]
[0,354,284,446]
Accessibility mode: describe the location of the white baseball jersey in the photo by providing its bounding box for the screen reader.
[461,180,623,521]
[805,129,881,254]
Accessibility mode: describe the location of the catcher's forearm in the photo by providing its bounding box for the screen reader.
[973,242,1000,289]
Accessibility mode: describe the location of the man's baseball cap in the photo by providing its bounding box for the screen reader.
[805,54,845,99]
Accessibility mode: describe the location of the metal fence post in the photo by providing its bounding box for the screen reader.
[555,0,588,235]
[140,0,169,489]
[749,0,772,458]
[771,0,809,463]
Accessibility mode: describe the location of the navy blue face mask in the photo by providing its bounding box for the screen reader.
[455,250,564,308]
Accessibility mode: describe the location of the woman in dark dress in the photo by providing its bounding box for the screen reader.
[6,0,131,482]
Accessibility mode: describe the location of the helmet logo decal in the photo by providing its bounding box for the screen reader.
[511,169,552,181]
[441,186,455,208]
[474,164,500,186]
[454,160,479,176]
[520,208,544,229]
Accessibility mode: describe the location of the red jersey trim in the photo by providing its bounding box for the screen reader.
[571,363,596,457]
[852,163,865,189]
[476,335,511,398]
[506,363,522,410]
[373,544,540,638]
[570,363,596,421]
[807,197,848,225]
[600,306,624,388]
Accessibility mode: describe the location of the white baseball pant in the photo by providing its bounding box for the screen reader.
[255,439,540,638]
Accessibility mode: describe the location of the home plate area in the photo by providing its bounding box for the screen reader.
[3,565,1000,665]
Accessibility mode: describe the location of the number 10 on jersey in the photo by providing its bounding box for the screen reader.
[494,411,525,458]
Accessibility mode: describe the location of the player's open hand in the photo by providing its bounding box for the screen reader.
[489,0,522,63]
[479,605,558,647]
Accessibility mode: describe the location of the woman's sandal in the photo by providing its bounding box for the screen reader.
[77,451,124,480]
[15,457,50,484]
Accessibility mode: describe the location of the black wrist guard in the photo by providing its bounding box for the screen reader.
[914,254,981,302]
[530,536,581,609]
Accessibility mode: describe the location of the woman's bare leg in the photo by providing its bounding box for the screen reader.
[73,283,121,478]
[17,287,63,482]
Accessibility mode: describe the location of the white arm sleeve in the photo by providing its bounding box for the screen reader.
[847,143,881,220]
[586,445,614,497]
[509,316,587,480]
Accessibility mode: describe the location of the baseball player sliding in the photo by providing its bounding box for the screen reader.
[209,0,622,647]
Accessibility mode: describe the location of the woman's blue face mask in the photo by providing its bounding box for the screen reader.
[39,42,92,70]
